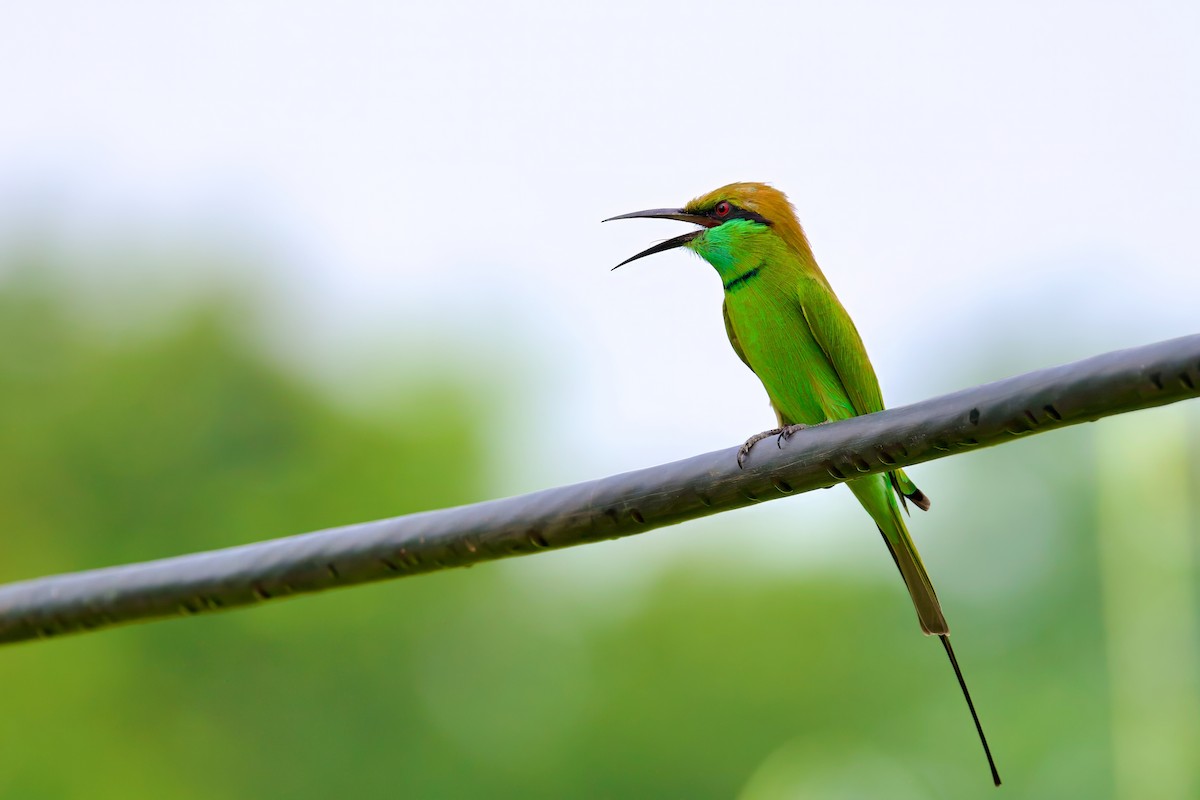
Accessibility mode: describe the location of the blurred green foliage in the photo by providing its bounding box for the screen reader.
[0,254,1195,799]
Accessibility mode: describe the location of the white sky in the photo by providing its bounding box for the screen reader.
[1,2,1198,571]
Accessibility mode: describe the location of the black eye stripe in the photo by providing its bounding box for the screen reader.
[712,203,772,227]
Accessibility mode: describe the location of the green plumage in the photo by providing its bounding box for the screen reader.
[606,182,1000,785]
[696,214,945,634]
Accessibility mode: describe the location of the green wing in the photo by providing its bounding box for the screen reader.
[796,276,930,511]
[795,276,884,417]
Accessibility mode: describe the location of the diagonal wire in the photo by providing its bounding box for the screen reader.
[0,334,1197,647]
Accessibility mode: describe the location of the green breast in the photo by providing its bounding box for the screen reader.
[724,276,852,426]
[689,219,854,425]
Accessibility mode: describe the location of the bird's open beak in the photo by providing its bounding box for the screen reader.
[602,208,716,269]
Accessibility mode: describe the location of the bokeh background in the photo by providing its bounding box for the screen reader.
[2,2,1198,797]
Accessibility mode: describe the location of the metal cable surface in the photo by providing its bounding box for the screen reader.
[1,334,1197,646]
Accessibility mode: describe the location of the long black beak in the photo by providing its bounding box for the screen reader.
[602,207,715,270]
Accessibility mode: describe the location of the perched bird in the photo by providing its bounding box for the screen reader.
[605,182,1000,786]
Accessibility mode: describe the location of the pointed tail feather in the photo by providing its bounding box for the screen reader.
[873,517,1001,784]
[873,523,948,635]
[848,476,999,785]
[942,635,1002,786]
[850,475,946,635]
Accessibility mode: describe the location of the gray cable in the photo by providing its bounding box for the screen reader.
[1,334,1197,646]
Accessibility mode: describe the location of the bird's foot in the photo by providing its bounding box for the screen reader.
[737,428,783,468]
[775,423,809,447]
[736,424,805,468]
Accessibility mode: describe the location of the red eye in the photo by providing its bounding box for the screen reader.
[714,201,731,217]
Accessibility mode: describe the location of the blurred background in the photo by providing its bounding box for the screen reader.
[1,2,1198,797]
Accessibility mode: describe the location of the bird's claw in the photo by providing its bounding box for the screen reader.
[775,424,808,448]
[736,427,786,469]
[737,424,813,468]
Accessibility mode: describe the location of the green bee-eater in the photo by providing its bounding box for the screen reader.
[606,182,1000,786]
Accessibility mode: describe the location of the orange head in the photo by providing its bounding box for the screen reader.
[604,182,815,269]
